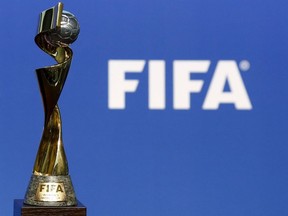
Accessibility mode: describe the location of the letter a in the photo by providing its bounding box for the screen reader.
[203,61,252,110]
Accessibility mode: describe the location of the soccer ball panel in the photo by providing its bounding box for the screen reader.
[47,10,80,46]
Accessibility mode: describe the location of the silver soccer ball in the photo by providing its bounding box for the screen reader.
[48,10,80,46]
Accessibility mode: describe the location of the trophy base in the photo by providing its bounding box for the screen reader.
[24,175,77,206]
[14,199,86,216]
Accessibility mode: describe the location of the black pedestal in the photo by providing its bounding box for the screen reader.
[14,199,87,216]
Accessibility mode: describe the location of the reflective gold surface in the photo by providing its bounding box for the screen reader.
[33,2,73,176]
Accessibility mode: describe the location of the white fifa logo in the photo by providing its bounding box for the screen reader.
[108,60,252,110]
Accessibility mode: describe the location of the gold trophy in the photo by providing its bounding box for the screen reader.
[24,2,80,206]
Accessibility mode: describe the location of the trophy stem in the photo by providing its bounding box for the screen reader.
[33,105,68,176]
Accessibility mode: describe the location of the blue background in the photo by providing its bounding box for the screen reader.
[1,0,288,215]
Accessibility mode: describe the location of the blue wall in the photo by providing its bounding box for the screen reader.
[1,0,288,215]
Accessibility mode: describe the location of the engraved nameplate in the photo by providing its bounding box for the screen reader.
[35,183,66,202]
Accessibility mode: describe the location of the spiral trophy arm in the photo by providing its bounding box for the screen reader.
[24,2,80,206]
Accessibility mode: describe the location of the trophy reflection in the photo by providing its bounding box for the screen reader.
[24,2,80,206]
